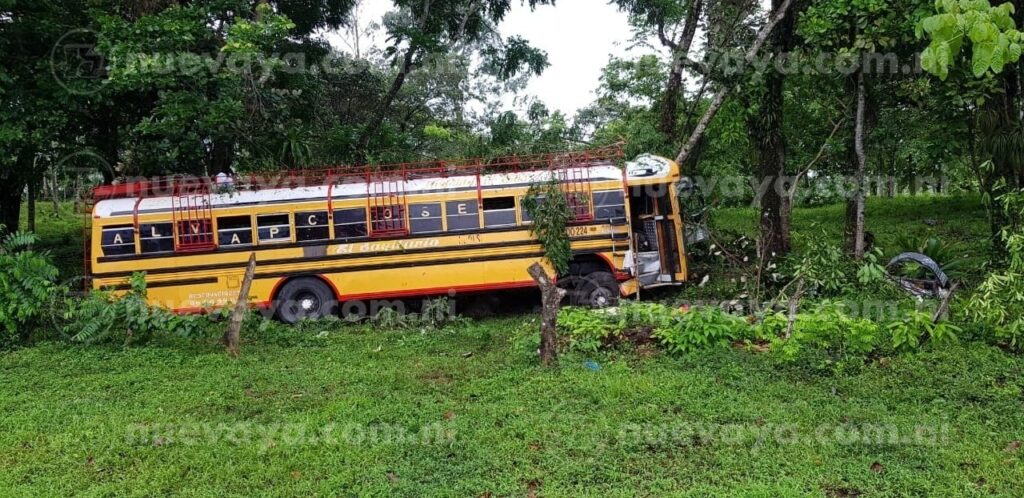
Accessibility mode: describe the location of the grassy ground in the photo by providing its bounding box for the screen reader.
[3,195,1019,496]
[1,321,1023,496]
[710,194,991,260]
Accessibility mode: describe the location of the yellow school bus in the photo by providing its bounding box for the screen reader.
[86,147,689,323]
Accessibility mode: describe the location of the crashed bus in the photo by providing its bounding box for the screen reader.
[85,147,691,323]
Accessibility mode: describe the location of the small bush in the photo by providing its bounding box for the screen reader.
[558,306,619,354]
[0,232,60,347]
[62,273,207,345]
[887,309,961,352]
[652,306,750,355]
[783,229,854,296]
[767,301,881,369]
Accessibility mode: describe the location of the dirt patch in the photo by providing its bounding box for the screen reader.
[622,326,655,346]
[418,369,453,384]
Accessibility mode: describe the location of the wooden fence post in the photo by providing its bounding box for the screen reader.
[527,262,565,366]
[225,252,257,358]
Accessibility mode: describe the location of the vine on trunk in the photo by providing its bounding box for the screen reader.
[522,178,572,275]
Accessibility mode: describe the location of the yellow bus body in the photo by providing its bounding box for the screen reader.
[88,155,689,315]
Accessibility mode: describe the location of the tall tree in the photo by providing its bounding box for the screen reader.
[614,0,706,142]
[355,0,551,157]
[919,0,1024,258]
[750,0,797,257]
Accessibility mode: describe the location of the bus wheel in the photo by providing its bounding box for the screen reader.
[275,278,337,324]
[573,271,619,308]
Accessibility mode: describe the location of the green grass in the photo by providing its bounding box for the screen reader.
[3,195,1017,496]
[1,321,1023,496]
[711,194,991,260]
[17,202,86,279]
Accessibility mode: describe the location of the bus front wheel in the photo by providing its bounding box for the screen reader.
[275,278,337,324]
[572,271,619,308]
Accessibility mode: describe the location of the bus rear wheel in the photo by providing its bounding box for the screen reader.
[572,271,619,308]
[275,278,337,324]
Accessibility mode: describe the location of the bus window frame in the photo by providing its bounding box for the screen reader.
[256,212,294,245]
[481,196,517,228]
[216,214,256,249]
[333,206,370,241]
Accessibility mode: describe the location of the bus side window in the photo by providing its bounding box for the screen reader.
[445,200,479,231]
[296,211,330,241]
[519,195,543,223]
[482,197,516,227]
[257,214,291,244]
[593,190,626,220]
[140,222,175,253]
[410,203,442,233]
[333,208,368,240]
[217,216,253,247]
[100,225,135,256]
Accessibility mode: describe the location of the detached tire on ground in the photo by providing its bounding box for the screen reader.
[275,278,337,324]
[572,271,620,308]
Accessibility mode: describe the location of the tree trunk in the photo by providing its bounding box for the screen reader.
[51,166,61,215]
[224,253,257,358]
[852,68,868,260]
[0,150,31,232]
[675,0,795,166]
[658,0,703,141]
[27,176,36,233]
[356,48,416,158]
[527,262,565,367]
[754,0,794,259]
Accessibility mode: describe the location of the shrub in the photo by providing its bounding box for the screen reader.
[0,232,60,346]
[783,229,854,296]
[558,306,619,353]
[886,310,961,352]
[965,187,1024,349]
[652,306,750,355]
[767,301,881,368]
[62,273,206,345]
[894,235,975,280]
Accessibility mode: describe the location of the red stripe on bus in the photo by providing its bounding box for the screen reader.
[338,280,538,302]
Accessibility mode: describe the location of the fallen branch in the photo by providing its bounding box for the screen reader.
[932,281,960,324]
[784,279,806,340]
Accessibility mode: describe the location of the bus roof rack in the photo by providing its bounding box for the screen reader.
[91,145,625,201]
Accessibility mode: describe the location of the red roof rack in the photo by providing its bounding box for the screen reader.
[91,145,624,202]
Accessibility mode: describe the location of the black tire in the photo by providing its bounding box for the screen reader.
[572,271,620,308]
[274,278,337,324]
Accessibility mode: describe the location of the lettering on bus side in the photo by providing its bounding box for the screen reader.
[334,238,441,255]
[100,225,135,256]
[141,222,175,253]
[217,216,253,247]
[409,202,442,233]
[296,211,330,241]
[445,200,479,231]
[257,214,291,243]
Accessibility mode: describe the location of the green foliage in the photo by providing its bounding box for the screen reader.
[558,307,619,354]
[523,178,572,275]
[652,307,750,355]
[918,0,1024,80]
[0,231,59,346]
[966,189,1024,348]
[887,309,962,351]
[767,301,882,368]
[894,235,975,279]
[784,228,854,295]
[857,248,888,285]
[367,297,461,330]
[63,273,205,345]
